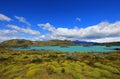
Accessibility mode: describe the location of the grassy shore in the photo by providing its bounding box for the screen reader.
[0,47,120,79]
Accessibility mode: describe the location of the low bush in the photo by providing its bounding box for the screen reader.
[66,54,79,61]
[100,69,112,77]
[26,64,41,77]
[14,77,22,79]
[94,62,120,74]
[30,56,43,63]
[49,54,58,58]
[26,68,40,78]
[86,70,101,78]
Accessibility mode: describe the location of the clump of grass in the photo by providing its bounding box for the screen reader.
[26,68,40,78]
[1,65,14,74]
[47,64,61,74]
[14,77,22,79]
[63,66,82,79]
[30,56,43,63]
[72,73,82,79]
[100,69,112,77]
[0,56,8,61]
[0,65,24,79]
[61,61,69,67]
[49,53,58,58]
[66,54,79,61]
[26,63,41,78]
[25,63,37,68]
[0,64,3,69]
[86,69,101,78]
[69,62,82,73]
[61,61,83,79]
[46,61,61,74]
[94,62,120,74]
[86,68,111,78]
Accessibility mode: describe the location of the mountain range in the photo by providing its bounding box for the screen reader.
[0,39,120,47]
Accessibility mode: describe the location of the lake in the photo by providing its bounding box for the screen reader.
[12,46,120,52]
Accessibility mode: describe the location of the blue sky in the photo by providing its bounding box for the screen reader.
[0,0,120,42]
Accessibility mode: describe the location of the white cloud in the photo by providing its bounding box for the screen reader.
[0,25,42,42]
[7,25,40,36]
[76,17,81,22]
[38,22,55,32]
[0,17,120,43]
[38,21,120,42]
[0,29,18,42]
[15,16,31,26]
[90,37,120,43]
[0,13,11,21]
[0,36,18,42]
[0,30,18,36]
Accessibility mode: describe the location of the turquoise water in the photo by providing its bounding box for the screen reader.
[12,46,120,52]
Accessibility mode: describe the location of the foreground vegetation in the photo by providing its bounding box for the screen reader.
[0,47,120,79]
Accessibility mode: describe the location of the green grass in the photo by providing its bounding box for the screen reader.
[94,62,120,74]
[0,47,120,79]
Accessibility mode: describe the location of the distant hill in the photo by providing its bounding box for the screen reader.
[1,39,120,47]
[33,40,76,46]
[73,40,97,45]
[1,39,33,47]
[98,42,120,46]
[73,40,120,46]
[0,39,76,47]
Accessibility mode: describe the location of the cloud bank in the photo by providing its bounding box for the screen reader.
[0,13,120,43]
[15,16,31,26]
[7,25,40,36]
[0,13,11,21]
[38,21,120,42]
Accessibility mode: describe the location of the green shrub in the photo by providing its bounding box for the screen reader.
[86,71,101,78]
[23,55,29,58]
[66,54,79,61]
[0,65,24,79]
[100,69,112,77]
[30,56,42,63]
[47,64,61,74]
[26,68,40,78]
[6,67,23,78]
[8,74,18,79]
[0,56,8,61]
[83,60,90,64]
[1,65,14,74]
[61,68,65,73]
[51,61,60,67]
[61,61,69,67]
[14,77,22,79]
[86,67,112,78]
[0,64,3,69]
[25,63,41,78]
[69,62,82,73]
[25,63,37,68]
[61,62,83,79]
[94,62,120,74]
[49,54,58,58]
[63,67,71,74]
[72,73,82,79]
[28,65,41,70]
